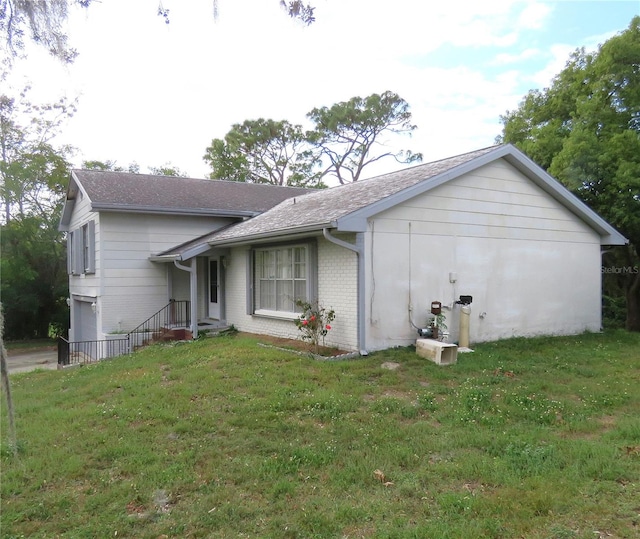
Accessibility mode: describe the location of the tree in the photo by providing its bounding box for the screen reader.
[0,305,17,456]
[204,91,422,187]
[1,88,76,222]
[0,0,93,64]
[203,118,320,187]
[82,159,187,176]
[307,91,422,184]
[1,0,315,64]
[1,212,69,339]
[0,89,72,340]
[498,16,640,331]
[81,160,140,173]
[280,0,315,25]
[147,163,188,177]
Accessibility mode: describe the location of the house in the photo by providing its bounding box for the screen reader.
[59,172,311,346]
[59,144,627,357]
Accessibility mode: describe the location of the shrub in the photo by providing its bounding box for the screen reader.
[294,300,335,354]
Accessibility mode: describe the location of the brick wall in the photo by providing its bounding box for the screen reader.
[225,236,359,351]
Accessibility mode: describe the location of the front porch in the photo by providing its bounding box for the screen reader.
[153,248,231,340]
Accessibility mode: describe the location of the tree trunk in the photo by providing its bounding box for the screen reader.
[0,306,17,455]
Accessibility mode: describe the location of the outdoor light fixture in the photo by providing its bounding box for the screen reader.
[91,301,97,314]
[66,298,71,307]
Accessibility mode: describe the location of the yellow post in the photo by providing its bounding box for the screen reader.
[459,305,471,348]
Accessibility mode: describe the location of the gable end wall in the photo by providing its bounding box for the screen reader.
[365,159,603,349]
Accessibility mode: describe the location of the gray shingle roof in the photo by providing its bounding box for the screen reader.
[149,143,627,257]
[70,170,314,215]
[207,145,500,243]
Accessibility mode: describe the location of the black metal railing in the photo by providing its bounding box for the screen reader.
[58,335,130,366]
[127,300,191,351]
[57,300,191,366]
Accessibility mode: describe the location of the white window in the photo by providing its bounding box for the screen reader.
[252,243,315,315]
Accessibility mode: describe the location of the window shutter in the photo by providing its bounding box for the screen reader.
[86,220,96,273]
[67,232,74,274]
[73,228,83,275]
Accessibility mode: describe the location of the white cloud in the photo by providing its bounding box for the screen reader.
[4,0,632,178]
[517,1,553,30]
[491,48,541,66]
[529,43,577,89]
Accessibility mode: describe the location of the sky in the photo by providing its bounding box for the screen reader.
[5,0,640,182]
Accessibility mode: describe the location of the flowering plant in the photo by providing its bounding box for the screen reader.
[294,299,336,354]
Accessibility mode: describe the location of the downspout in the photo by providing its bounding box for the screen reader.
[322,228,368,356]
[174,259,198,339]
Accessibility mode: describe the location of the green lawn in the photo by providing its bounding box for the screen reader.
[2,330,639,538]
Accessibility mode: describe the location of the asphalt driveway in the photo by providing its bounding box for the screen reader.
[6,347,58,374]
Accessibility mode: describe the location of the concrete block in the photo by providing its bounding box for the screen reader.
[416,338,458,365]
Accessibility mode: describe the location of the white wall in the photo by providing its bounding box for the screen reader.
[67,190,100,341]
[364,159,603,350]
[316,235,359,350]
[94,212,232,335]
[170,264,191,302]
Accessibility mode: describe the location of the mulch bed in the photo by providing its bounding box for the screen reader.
[237,332,352,358]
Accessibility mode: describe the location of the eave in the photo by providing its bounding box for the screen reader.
[92,203,259,219]
[207,222,334,247]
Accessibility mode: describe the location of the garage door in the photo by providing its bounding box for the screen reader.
[74,299,97,342]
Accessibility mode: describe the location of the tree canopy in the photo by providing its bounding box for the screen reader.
[498,16,640,331]
[0,88,73,339]
[307,91,422,184]
[204,91,422,187]
[1,87,75,222]
[203,119,317,187]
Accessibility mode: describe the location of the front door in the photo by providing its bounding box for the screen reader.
[209,258,220,319]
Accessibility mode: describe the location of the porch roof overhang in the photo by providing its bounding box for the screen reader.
[150,223,333,263]
[206,222,335,248]
[149,242,214,263]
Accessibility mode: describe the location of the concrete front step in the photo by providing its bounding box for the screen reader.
[197,319,230,334]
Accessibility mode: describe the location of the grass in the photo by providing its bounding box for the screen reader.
[1,330,640,538]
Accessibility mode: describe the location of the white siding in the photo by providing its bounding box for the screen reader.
[365,159,603,350]
[96,212,232,335]
[224,237,359,351]
[170,264,191,302]
[67,192,101,341]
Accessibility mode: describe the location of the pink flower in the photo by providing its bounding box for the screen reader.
[302,319,308,326]
[325,324,331,330]
[310,315,316,321]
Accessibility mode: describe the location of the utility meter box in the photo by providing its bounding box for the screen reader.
[430,301,442,315]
